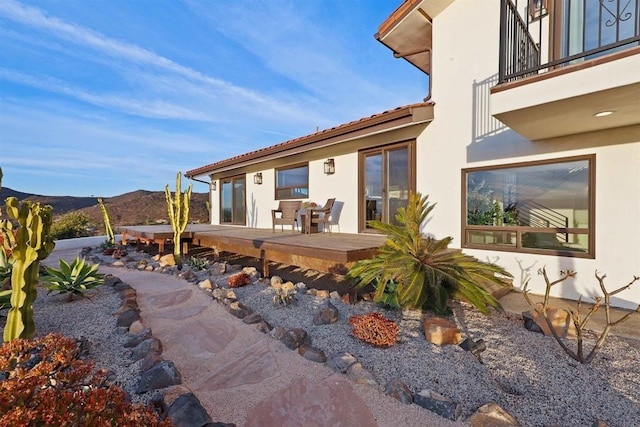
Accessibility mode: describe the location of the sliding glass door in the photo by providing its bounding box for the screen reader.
[220,175,246,225]
[359,141,415,231]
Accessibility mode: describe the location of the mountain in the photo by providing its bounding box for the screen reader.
[0,188,210,229]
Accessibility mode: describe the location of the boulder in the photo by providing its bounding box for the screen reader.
[198,279,214,290]
[124,328,153,348]
[168,393,212,427]
[326,352,358,374]
[413,389,461,421]
[130,337,163,361]
[242,313,263,324]
[136,360,182,393]
[345,362,377,386]
[522,304,576,338]
[466,402,521,426]
[104,275,122,287]
[423,317,461,345]
[140,353,163,372]
[298,344,327,363]
[228,302,252,319]
[385,378,413,404]
[282,328,310,350]
[116,309,140,328]
[159,254,176,267]
[313,301,339,325]
[256,319,273,334]
[128,320,146,335]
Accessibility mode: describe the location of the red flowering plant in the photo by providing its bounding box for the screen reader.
[0,333,171,426]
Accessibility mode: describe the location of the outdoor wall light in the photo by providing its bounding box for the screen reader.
[459,338,486,362]
[254,172,263,185]
[324,158,335,175]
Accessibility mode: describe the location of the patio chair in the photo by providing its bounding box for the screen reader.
[306,198,336,234]
[272,200,302,232]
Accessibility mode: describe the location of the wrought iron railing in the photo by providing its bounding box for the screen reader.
[499,0,640,83]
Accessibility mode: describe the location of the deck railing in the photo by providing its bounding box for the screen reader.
[498,0,640,83]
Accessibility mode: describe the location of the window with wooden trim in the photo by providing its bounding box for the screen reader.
[275,164,309,200]
[462,155,594,258]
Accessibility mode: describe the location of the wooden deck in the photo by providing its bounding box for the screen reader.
[118,224,385,275]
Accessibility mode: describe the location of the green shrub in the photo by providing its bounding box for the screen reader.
[0,333,171,426]
[43,256,104,302]
[50,212,93,240]
[347,193,512,315]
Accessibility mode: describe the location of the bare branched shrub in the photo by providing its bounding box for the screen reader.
[523,268,639,364]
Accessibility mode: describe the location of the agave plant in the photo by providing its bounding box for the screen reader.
[43,257,105,302]
[347,193,512,315]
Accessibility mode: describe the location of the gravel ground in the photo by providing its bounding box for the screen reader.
[5,247,640,427]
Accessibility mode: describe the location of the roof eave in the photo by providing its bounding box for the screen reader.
[186,103,434,178]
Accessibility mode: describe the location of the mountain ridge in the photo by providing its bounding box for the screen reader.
[0,187,210,229]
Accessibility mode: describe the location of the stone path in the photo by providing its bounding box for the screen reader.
[96,265,460,427]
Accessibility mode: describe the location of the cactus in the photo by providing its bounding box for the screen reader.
[2,197,55,342]
[97,198,115,245]
[164,172,192,269]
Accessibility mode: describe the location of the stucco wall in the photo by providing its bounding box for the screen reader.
[418,0,640,309]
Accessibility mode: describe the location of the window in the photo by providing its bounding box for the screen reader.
[276,164,308,200]
[529,0,547,21]
[462,155,594,258]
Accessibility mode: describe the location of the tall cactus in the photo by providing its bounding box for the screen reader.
[2,197,55,341]
[164,172,192,269]
[97,198,115,245]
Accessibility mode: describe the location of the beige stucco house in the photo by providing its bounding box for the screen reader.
[187,0,640,309]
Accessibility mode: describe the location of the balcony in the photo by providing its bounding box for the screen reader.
[491,0,640,141]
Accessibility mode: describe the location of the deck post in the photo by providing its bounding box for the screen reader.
[261,250,270,278]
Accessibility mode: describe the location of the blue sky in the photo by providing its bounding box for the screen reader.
[0,0,427,197]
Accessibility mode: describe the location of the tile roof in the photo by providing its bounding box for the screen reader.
[185,102,433,178]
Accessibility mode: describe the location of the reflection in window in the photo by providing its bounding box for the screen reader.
[276,164,308,200]
[463,156,594,257]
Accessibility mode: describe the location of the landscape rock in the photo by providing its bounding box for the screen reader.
[297,344,327,363]
[210,262,227,276]
[385,377,413,404]
[326,352,358,374]
[242,312,263,324]
[242,266,259,278]
[128,319,146,335]
[159,254,176,267]
[329,291,341,300]
[270,275,283,286]
[178,270,195,281]
[118,288,137,300]
[167,392,212,427]
[522,304,576,338]
[114,299,139,315]
[198,279,214,290]
[113,282,133,292]
[140,353,163,372]
[111,260,125,267]
[269,326,286,340]
[313,300,339,325]
[256,319,273,334]
[466,402,521,426]
[228,301,252,319]
[306,288,317,296]
[316,290,330,299]
[282,328,310,350]
[130,337,163,361]
[423,317,461,345]
[413,389,461,421]
[345,362,377,386]
[124,328,153,348]
[136,360,182,393]
[116,309,140,328]
[104,275,122,287]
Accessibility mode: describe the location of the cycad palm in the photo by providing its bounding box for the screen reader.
[347,193,512,314]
